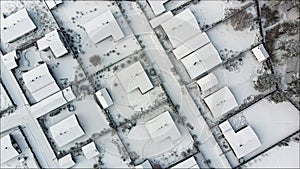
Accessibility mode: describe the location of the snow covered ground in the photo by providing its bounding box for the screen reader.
[243,133,300,168]
[242,99,299,161]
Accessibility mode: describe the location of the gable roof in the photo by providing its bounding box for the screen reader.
[49,114,85,147]
[204,86,238,118]
[22,63,60,102]
[219,121,262,159]
[1,134,19,164]
[116,61,153,94]
[196,73,218,92]
[252,44,270,62]
[181,43,222,79]
[1,8,36,43]
[83,10,124,44]
[82,142,99,159]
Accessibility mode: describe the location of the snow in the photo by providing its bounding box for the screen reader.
[243,137,300,168]
[242,99,299,161]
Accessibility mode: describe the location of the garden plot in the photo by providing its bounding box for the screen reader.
[93,131,132,168]
[117,114,195,168]
[207,51,265,105]
[242,133,300,168]
[1,127,40,168]
[242,99,299,161]
[50,1,141,75]
[206,4,261,56]
[91,54,169,126]
[0,1,58,53]
[188,0,252,30]
[39,95,110,155]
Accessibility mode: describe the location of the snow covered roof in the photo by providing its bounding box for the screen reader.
[219,121,262,159]
[145,111,181,143]
[49,114,85,147]
[1,134,19,164]
[251,44,270,62]
[23,63,60,102]
[161,9,201,48]
[0,82,13,111]
[116,61,153,94]
[173,32,210,60]
[83,10,124,44]
[37,30,68,58]
[149,11,173,28]
[147,0,169,16]
[181,43,222,79]
[204,86,238,118]
[1,8,36,43]
[30,86,76,118]
[1,50,18,70]
[58,154,75,168]
[171,156,199,169]
[196,73,218,92]
[135,160,153,169]
[45,0,63,9]
[95,88,113,109]
[82,142,99,159]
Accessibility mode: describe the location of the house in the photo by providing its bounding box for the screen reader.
[37,29,68,58]
[1,50,18,70]
[135,160,153,169]
[22,63,60,102]
[161,9,201,48]
[251,44,270,62]
[145,111,181,143]
[95,88,113,109]
[219,121,262,159]
[204,86,238,118]
[147,0,169,16]
[116,61,153,94]
[173,32,210,60]
[181,43,222,79]
[196,73,218,92]
[149,11,173,28]
[1,8,36,43]
[83,10,124,44]
[44,0,63,9]
[1,134,20,164]
[82,142,99,159]
[171,156,199,169]
[58,154,75,168]
[30,86,76,118]
[49,114,85,147]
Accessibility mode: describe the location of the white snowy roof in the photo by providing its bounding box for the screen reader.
[219,121,262,159]
[83,10,124,44]
[196,73,218,92]
[135,160,152,169]
[173,32,210,60]
[181,43,222,79]
[37,30,68,58]
[171,156,199,169]
[49,114,85,147]
[1,50,18,70]
[161,9,201,48]
[1,8,36,43]
[95,88,113,109]
[23,63,60,102]
[116,61,153,94]
[149,11,173,28]
[251,44,270,62]
[58,154,75,168]
[204,86,238,118]
[147,0,169,16]
[145,111,181,143]
[30,86,75,118]
[82,142,99,159]
[1,134,19,164]
[45,0,63,9]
